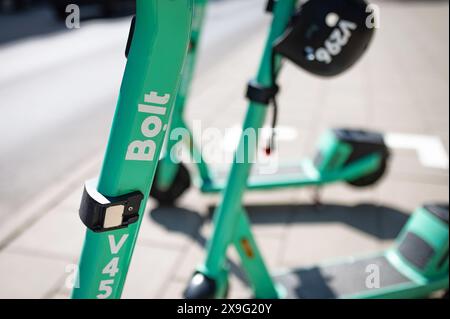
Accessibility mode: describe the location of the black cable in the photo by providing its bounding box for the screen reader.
[266,50,279,155]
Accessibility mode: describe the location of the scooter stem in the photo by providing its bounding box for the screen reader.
[72,0,193,299]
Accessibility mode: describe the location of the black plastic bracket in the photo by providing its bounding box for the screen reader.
[125,15,136,58]
[266,0,276,13]
[246,80,279,105]
[79,179,144,233]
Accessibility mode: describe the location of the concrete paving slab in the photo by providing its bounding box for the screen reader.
[0,251,68,299]
[378,179,449,213]
[139,204,204,250]
[121,244,182,299]
[282,219,380,268]
[7,201,85,261]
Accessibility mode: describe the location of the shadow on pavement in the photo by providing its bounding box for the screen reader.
[245,203,409,241]
[150,206,206,245]
[149,204,251,285]
[150,202,409,244]
[149,202,410,287]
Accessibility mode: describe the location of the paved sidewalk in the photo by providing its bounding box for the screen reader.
[0,1,448,299]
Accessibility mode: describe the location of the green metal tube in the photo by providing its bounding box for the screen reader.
[233,209,279,298]
[72,0,193,299]
[156,0,211,189]
[203,0,298,278]
[176,0,208,108]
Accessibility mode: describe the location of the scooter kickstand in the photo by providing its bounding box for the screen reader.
[313,187,322,206]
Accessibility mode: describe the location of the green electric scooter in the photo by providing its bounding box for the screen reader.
[185,202,449,299]
[150,0,389,205]
[71,0,194,299]
[183,0,449,299]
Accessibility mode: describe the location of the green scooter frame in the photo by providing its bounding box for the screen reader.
[72,0,193,299]
[151,0,212,203]
[186,202,449,299]
[184,0,449,299]
[151,0,389,205]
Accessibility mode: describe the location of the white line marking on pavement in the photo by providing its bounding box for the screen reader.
[385,133,449,169]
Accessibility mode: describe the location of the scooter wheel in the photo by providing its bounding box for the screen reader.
[150,162,191,206]
[184,272,229,299]
[347,158,388,187]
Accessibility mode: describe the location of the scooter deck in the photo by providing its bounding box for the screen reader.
[199,160,319,193]
[275,255,413,299]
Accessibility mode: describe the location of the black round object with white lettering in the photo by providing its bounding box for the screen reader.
[273,0,375,77]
